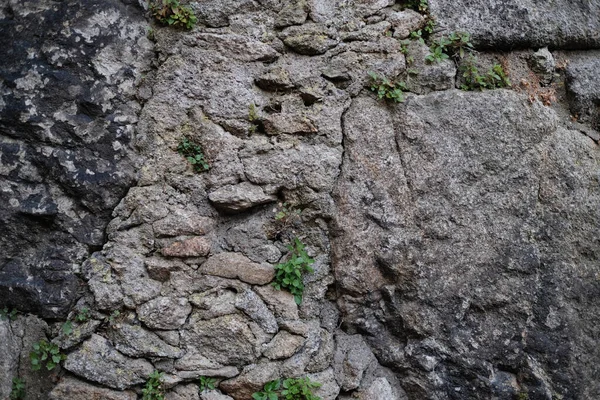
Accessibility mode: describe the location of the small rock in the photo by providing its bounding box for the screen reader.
[165,383,200,400]
[208,182,277,213]
[255,284,299,320]
[200,391,235,400]
[387,10,425,39]
[263,331,305,360]
[137,297,192,330]
[200,252,275,285]
[220,362,280,399]
[333,332,377,391]
[145,257,186,282]
[529,47,555,85]
[262,114,318,135]
[405,40,456,94]
[53,320,102,350]
[279,24,339,55]
[63,334,154,390]
[49,376,137,400]
[110,323,183,358]
[189,288,238,320]
[235,289,279,334]
[255,67,295,91]
[162,237,212,258]
[359,377,397,400]
[275,0,308,28]
[308,368,340,400]
[153,213,214,238]
[182,314,259,366]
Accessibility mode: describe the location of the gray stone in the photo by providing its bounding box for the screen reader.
[189,288,239,320]
[153,213,214,238]
[387,10,425,39]
[255,67,295,91]
[137,297,192,330]
[275,0,309,28]
[110,323,183,358]
[49,376,137,400]
[182,314,259,366]
[255,284,299,320]
[219,362,280,399]
[235,289,279,334]
[565,51,600,125]
[0,320,19,399]
[162,237,212,258]
[208,182,277,212]
[63,334,154,390]
[333,333,377,391]
[174,349,240,379]
[200,252,275,285]
[165,383,200,400]
[53,320,102,350]
[279,24,339,55]
[429,0,600,48]
[262,331,305,360]
[529,47,556,85]
[405,41,456,94]
[200,391,235,400]
[359,377,397,400]
[308,368,340,400]
[263,114,318,135]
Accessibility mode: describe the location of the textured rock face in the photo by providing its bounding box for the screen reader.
[1,0,599,399]
[429,0,600,48]
[333,90,600,399]
[0,0,153,317]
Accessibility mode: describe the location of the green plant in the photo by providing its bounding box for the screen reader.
[409,29,425,44]
[252,378,322,400]
[199,376,217,392]
[273,238,315,305]
[460,58,511,91]
[402,0,428,13]
[368,72,407,103]
[75,307,90,323]
[150,0,197,30]
[61,321,73,336]
[10,378,25,400]
[30,340,66,371]
[281,378,321,400]
[108,310,121,323]
[253,379,281,400]
[142,371,165,400]
[1,307,18,321]
[177,137,209,172]
[426,31,473,64]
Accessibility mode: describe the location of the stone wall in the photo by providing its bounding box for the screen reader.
[0,0,599,399]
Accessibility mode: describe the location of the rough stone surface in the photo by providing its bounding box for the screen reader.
[3,1,600,400]
[220,362,280,400]
[110,323,183,358]
[0,0,153,318]
[208,182,277,212]
[49,376,137,400]
[333,90,600,399]
[429,0,600,48]
[0,320,19,399]
[137,297,192,330]
[63,334,154,390]
[200,253,275,285]
[565,51,600,127]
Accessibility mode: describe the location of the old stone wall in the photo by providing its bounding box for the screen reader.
[0,1,599,400]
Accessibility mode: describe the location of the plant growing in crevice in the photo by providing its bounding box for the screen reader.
[248,103,260,134]
[177,137,210,172]
[368,72,407,103]
[199,376,217,393]
[402,0,429,13]
[426,31,474,63]
[10,378,25,400]
[30,340,66,371]
[273,238,315,305]
[150,0,197,30]
[142,371,165,400]
[460,57,511,91]
[252,377,322,400]
[1,307,18,321]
